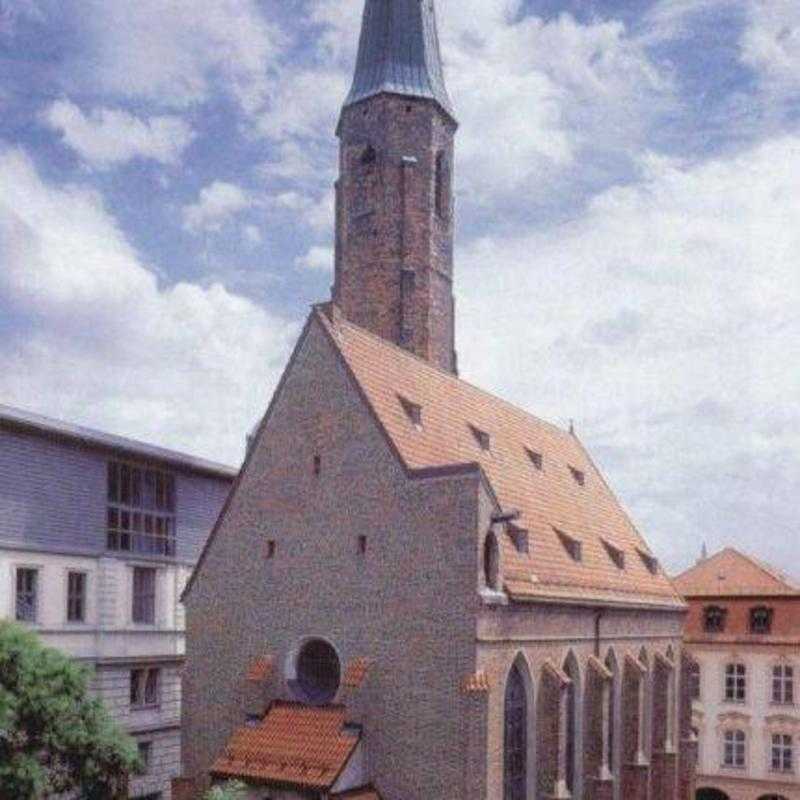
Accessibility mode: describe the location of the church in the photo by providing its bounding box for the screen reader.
[178,2,696,799]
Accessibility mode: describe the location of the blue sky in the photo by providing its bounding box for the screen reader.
[1,0,799,575]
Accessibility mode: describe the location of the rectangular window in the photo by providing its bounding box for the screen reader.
[725,663,747,702]
[15,568,38,623]
[771,734,793,773]
[132,568,156,625]
[750,606,773,634]
[773,665,795,705]
[67,572,86,623]
[690,662,702,701]
[130,668,160,709]
[107,461,176,556]
[723,730,746,768]
[136,741,152,774]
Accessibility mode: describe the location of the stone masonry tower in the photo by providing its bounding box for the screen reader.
[332,0,459,374]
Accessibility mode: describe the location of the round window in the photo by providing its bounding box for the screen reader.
[294,639,341,706]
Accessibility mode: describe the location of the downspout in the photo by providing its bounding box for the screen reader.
[594,608,607,657]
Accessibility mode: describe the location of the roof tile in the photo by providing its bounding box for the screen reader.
[317,310,683,609]
[211,702,359,790]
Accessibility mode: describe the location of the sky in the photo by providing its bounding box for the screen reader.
[1,0,799,576]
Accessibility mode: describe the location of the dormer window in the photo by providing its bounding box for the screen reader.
[569,466,585,486]
[555,528,582,562]
[509,524,530,555]
[526,449,543,471]
[470,425,491,451]
[637,548,659,575]
[704,605,727,633]
[750,606,773,635]
[601,538,625,570]
[398,395,423,429]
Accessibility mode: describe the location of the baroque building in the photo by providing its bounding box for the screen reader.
[0,403,234,800]
[675,548,800,800]
[179,2,697,799]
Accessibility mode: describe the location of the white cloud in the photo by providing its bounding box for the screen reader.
[267,189,334,235]
[295,2,673,212]
[69,0,281,112]
[243,224,263,246]
[740,0,800,98]
[0,147,294,464]
[182,181,252,234]
[42,99,195,169]
[295,245,333,272]
[456,136,800,573]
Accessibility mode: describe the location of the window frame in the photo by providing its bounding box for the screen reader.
[66,570,88,624]
[772,663,795,706]
[750,606,774,635]
[130,668,161,710]
[724,662,747,703]
[704,605,727,633]
[132,567,157,626]
[107,460,177,557]
[722,729,747,769]
[770,733,794,774]
[15,566,39,624]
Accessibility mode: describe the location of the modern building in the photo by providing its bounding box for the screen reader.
[0,403,236,800]
[178,2,697,800]
[674,548,800,800]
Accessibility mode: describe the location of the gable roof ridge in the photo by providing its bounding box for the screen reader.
[315,306,573,442]
[181,311,319,602]
[728,547,800,592]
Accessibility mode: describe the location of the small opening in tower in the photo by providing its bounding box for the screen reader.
[313,454,321,477]
[358,535,367,555]
[360,145,376,165]
[266,540,276,560]
[405,104,412,113]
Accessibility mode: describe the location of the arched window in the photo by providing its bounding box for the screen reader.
[564,656,579,793]
[484,533,500,591]
[605,652,617,774]
[750,606,774,634]
[504,664,527,800]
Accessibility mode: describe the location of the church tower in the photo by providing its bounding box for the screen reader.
[332,0,459,374]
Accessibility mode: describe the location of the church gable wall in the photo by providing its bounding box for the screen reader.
[182,316,481,798]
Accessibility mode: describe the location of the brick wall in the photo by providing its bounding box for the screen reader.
[333,94,458,374]
[182,317,479,799]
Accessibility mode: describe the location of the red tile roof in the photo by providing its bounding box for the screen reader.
[318,308,683,609]
[342,657,371,689]
[210,702,359,789]
[674,547,800,598]
[461,671,491,694]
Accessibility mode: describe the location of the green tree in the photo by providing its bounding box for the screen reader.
[204,781,247,800]
[0,620,140,799]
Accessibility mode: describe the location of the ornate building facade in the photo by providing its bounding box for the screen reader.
[178,2,697,799]
[675,548,800,800]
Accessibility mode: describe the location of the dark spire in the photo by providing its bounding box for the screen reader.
[344,0,456,122]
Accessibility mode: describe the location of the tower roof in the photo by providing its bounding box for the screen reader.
[343,0,456,122]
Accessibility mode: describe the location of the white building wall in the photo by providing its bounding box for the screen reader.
[0,419,234,800]
[692,646,800,797]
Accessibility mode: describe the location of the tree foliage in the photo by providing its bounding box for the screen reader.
[204,781,247,800]
[0,621,140,799]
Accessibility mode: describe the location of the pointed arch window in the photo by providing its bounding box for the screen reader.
[504,664,527,800]
[564,658,579,793]
[606,653,617,775]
